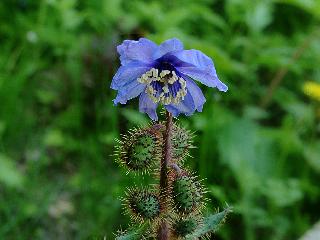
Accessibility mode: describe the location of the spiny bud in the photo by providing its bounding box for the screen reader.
[171,123,193,162]
[125,188,161,222]
[115,125,162,174]
[173,216,200,238]
[171,173,204,214]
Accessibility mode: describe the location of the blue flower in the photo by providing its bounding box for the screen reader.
[111,38,228,120]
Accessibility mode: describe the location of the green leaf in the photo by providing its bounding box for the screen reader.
[246,1,273,33]
[186,208,232,239]
[44,129,65,147]
[115,223,148,240]
[276,0,320,19]
[0,154,24,188]
[304,142,320,173]
[262,179,303,207]
[0,121,6,136]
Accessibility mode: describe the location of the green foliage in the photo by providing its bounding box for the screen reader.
[0,0,320,239]
[0,154,24,188]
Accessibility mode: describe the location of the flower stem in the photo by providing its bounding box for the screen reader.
[158,111,172,240]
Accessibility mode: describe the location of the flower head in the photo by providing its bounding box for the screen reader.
[111,38,228,120]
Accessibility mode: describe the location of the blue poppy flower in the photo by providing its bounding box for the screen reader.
[111,38,228,120]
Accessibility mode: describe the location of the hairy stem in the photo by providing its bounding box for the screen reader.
[158,111,173,240]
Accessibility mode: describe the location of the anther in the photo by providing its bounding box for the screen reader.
[137,69,187,105]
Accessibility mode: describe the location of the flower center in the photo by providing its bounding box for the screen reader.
[137,68,187,105]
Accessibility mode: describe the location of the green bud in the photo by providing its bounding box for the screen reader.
[172,174,203,214]
[115,126,162,173]
[173,217,198,237]
[126,188,161,222]
[128,134,155,170]
[171,123,193,162]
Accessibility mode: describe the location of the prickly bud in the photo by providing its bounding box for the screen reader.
[125,188,161,222]
[172,173,204,214]
[173,216,199,237]
[115,126,162,173]
[171,123,193,162]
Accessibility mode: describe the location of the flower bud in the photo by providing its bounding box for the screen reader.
[125,188,161,222]
[115,126,162,173]
[173,216,199,237]
[171,123,193,162]
[172,173,204,214]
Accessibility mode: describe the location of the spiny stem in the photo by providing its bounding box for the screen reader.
[158,111,172,240]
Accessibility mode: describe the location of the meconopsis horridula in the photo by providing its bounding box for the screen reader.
[111,38,231,239]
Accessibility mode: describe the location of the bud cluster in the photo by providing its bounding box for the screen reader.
[115,120,228,239]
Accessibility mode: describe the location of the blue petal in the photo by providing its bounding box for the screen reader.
[111,61,151,90]
[172,50,228,92]
[153,38,184,59]
[165,91,195,117]
[185,78,206,112]
[117,38,157,65]
[113,81,146,105]
[139,92,158,121]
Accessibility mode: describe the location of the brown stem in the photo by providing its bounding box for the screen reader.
[157,111,172,240]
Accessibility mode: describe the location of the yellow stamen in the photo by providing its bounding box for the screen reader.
[137,68,187,105]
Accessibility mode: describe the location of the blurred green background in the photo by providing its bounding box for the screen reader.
[1,0,320,239]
